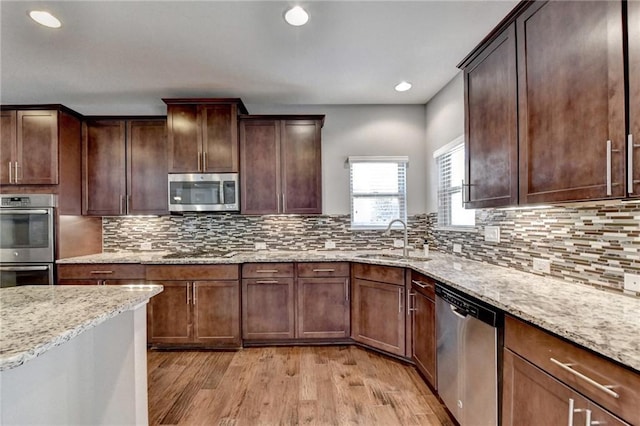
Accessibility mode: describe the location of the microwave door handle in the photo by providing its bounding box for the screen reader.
[0,209,49,215]
[0,265,50,272]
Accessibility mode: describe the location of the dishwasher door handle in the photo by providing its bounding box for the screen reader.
[450,304,467,319]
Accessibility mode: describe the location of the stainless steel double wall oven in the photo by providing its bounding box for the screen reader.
[0,194,55,287]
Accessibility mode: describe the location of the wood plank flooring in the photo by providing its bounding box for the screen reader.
[147,345,454,426]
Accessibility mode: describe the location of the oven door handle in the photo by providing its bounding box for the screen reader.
[0,265,50,272]
[0,209,50,215]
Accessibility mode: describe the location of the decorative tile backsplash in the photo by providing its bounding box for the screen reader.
[102,202,640,296]
[427,203,640,295]
[103,214,429,253]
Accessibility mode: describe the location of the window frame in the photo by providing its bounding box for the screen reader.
[433,136,476,231]
[348,156,408,231]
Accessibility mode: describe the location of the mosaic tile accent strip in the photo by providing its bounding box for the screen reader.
[103,214,429,254]
[428,203,640,295]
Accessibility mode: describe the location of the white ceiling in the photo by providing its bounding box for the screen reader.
[1,1,518,115]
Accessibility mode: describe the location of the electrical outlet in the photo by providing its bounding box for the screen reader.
[624,273,640,293]
[532,258,551,274]
[324,240,336,249]
[140,242,152,250]
[255,242,267,250]
[393,239,404,248]
[484,226,501,243]
[453,243,462,253]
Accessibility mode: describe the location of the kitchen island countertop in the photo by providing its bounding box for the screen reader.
[57,250,640,373]
[0,284,163,371]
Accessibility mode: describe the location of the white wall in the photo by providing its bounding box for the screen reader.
[247,104,427,214]
[424,72,464,213]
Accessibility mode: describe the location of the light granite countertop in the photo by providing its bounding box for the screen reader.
[57,249,640,373]
[0,284,163,371]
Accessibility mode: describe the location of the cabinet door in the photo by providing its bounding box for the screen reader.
[148,281,192,344]
[0,110,16,184]
[297,277,349,339]
[127,120,168,215]
[242,278,294,340]
[351,278,405,356]
[517,1,626,203]
[629,0,640,195]
[192,281,241,346]
[502,349,627,426]
[16,110,58,185]
[240,119,280,214]
[464,24,518,208]
[83,120,126,215]
[411,290,436,388]
[202,104,238,172]
[167,104,200,172]
[281,120,322,214]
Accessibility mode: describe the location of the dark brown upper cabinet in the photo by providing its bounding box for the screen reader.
[83,118,168,216]
[462,23,518,208]
[163,98,248,173]
[0,106,83,214]
[460,0,630,206]
[517,1,625,204]
[239,115,324,215]
[628,0,640,197]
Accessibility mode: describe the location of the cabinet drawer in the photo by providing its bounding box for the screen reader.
[146,264,239,281]
[351,263,404,286]
[242,263,294,278]
[58,263,145,280]
[297,262,349,277]
[410,270,436,301]
[505,316,640,425]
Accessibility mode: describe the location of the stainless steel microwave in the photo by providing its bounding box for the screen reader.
[168,173,239,212]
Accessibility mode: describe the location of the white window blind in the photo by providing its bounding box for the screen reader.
[434,138,475,228]
[349,157,408,230]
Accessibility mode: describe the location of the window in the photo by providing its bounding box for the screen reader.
[434,136,475,228]
[349,156,408,230]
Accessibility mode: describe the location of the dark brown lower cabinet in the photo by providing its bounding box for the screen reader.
[146,265,241,347]
[410,272,437,389]
[297,276,350,339]
[242,277,295,340]
[502,349,627,426]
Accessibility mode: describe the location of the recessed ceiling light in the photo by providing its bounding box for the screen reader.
[284,6,309,26]
[28,10,62,28]
[395,81,412,92]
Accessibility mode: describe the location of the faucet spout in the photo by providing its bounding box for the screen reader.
[385,219,408,258]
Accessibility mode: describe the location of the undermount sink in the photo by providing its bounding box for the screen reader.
[354,253,430,262]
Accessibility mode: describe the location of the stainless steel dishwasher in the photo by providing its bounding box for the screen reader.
[436,285,501,426]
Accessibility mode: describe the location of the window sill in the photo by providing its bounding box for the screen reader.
[433,226,478,233]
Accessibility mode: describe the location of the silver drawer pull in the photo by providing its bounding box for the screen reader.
[411,279,432,289]
[550,358,620,399]
[256,280,279,284]
[90,270,114,274]
[255,269,278,273]
[312,268,335,273]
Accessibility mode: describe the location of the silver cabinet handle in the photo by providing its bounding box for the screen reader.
[407,290,416,315]
[256,280,279,284]
[192,283,197,305]
[550,358,620,399]
[90,270,114,274]
[126,194,131,213]
[256,269,279,273]
[203,152,207,171]
[344,278,349,303]
[568,397,575,426]
[411,279,432,289]
[282,193,286,212]
[8,161,13,183]
[398,287,403,313]
[186,283,190,305]
[585,409,592,426]
[14,162,19,183]
[461,179,466,206]
[197,152,202,172]
[628,134,634,193]
[607,140,612,196]
[312,269,335,273]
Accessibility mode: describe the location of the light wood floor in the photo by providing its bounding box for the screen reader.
[147,345,454,426]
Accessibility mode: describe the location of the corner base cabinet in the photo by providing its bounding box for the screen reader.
[409,271,437,388]
[146,265,241,348]
[351,263,406,357]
